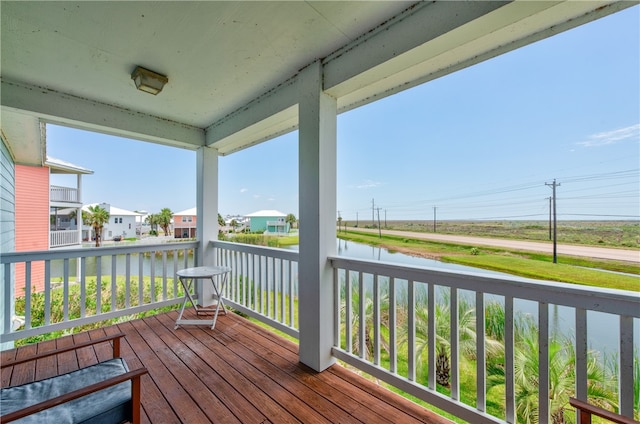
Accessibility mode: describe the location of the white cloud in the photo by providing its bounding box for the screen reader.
[350,179,383,189]
[240,188,248,193]
[576,124,640,147]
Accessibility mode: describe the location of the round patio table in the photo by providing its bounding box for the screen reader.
[174,266,231,330]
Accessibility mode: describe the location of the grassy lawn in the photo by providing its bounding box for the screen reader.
[339,230,639,291]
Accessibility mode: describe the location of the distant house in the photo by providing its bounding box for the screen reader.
[174,207,197,238]
[246,210,289,234]
[83,203,141,241]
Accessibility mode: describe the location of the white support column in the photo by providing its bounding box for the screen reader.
[297,61,337,372]
[77,174,83,245]
[196,145,219,307]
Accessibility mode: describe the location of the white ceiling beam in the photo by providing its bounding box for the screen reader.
[323,0,629,110]
[1,78,205,150]
[323,1,508,96]
[205,78,299,154]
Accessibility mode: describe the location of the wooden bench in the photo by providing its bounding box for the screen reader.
[1,333,147,423]
[569,397,639,424]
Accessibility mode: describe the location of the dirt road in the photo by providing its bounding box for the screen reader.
[348,228,640,263]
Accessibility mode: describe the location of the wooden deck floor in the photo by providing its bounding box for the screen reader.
[1,309,452,423]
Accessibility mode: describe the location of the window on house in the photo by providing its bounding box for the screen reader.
[182,216,186,222]
[188,216,192,222]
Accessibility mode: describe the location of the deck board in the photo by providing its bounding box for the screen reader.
[1,309,452,424]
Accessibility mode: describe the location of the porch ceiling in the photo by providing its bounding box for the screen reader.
[0,1,631,163]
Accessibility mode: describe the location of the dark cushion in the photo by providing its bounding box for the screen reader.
[1,358,132,424]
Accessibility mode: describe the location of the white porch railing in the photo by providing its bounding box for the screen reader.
[213,240,299,339]
[330,256,639,424]
[50,185,78,203]
[3,241,638,423]
[1,241,198,343]
[50,230,79,248]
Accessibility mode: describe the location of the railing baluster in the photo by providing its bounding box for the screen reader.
[80,257,86,318]
[63,258,70,321]
[289,260,294,327]
[619,315,634,418]
[162,250,167,301]
[24,262,31,329]
[279,258,284,323]
[505,296,515,423]
[476,291,486,412]
[389,276,396,374]
[408,279,415,381]
[359,271,366,360]
[575,308,588,405]
[96,256,102,315]
[138,252,144,306]
[125,253,131,308]
[253,253,258,312]
[450,287,459,400]
[44,261,51,325]
[539,302,549,424]
[150,251,155,302]
[373,274,380,366]
[111,255,117,311]
[3,264,11,335]
[345,269,352,354]
[172,250,178,298]
[428,283,435,389]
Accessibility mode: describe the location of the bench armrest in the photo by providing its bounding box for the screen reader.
[1,367,148,423]
[1,333,126,368]
[569,397,639,424]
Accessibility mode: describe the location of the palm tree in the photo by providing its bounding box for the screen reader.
[340,275,391,361]
[487,313,618,424]
[145,213,160,235]
[86,205,109,247]
[158,208,173,236]
[409,292,503,388]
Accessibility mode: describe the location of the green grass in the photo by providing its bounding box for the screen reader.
[349,220,640,249]
[339,230,639,291]
[445,254,639,291]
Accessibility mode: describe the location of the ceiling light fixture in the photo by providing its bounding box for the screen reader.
[131,66,168,95]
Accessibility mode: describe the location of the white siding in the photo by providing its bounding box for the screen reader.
[0,137,16,350]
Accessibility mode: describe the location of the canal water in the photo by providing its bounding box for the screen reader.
[331,239,638,358]
[50,239,636,356]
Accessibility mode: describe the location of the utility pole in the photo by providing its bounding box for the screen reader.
[337,211,342,233]
[372,198,375,227]
[384,209,387,228]
[545,179,560,263]
[356,212,358,228]
[548,197,552,240]
[433,206,437,233]
[376,208,382,238]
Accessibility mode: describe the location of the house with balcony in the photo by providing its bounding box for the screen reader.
[174,207,197,239]
[1,2,638,423]
[12,157,92,297]
[246,209,289,234]
[48,157,93,247]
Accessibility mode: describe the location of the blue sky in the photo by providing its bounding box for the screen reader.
[49,6,639,221]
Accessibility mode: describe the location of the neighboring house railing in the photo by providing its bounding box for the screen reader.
[213,241,299,339]
[330,256,639,423]
[50,230,79,248]
[1,241,198,343]
[50,185,78,203]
